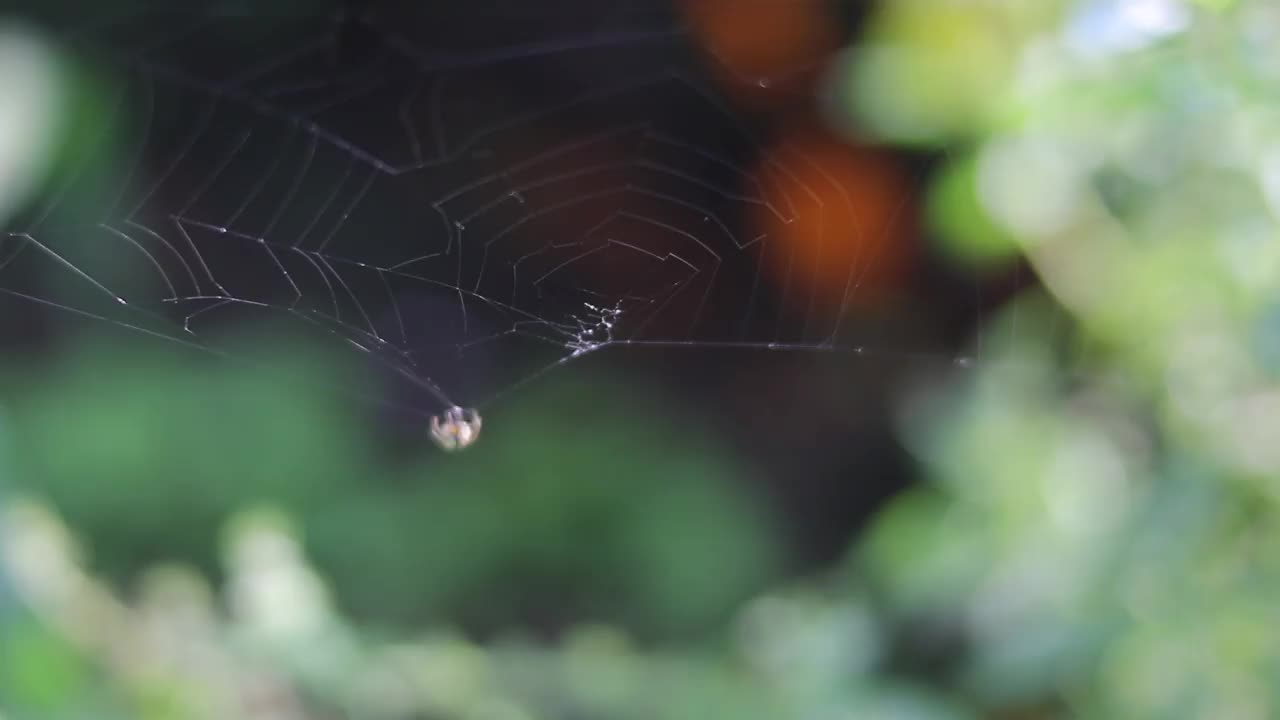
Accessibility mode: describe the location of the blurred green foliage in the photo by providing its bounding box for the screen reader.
[1,332,778,638]
[841,0,1280,716]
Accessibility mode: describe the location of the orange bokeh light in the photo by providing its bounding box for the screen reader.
[680,0,840,108]
[752,126,917,313]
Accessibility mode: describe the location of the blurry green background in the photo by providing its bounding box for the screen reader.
[5,0,1280,718]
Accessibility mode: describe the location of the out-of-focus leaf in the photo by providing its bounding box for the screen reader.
[925,150,1021,268]
[0,618,88,715]
[4,335,372,583]
[0,23,69,227]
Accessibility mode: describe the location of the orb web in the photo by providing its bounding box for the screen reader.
[0,2,996,427]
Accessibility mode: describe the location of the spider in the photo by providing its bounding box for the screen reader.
[429,406,482,451]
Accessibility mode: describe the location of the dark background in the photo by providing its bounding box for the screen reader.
[1,0,1028,576]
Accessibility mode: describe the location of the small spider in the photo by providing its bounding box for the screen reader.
[429,406,482,451]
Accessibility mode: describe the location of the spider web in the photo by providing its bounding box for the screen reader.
[1,1,993,425]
